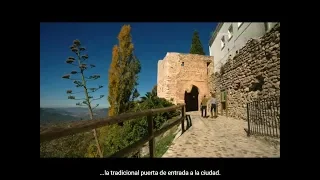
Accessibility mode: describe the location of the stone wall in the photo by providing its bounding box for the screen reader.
[207,58,215,93]
[157,59,167,98]
[210,23,280,120]
[157,53,214,108]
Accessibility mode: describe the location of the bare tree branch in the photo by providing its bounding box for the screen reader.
[85,74,101,80]
[66,90,84,94]
[71,70,78,74]
[79,64,87,71]
[81,54,88,60]
[68,95,86,101]
[92,104,99,110]
[66,57,75,64]
[82,64,96,70]
[73,80,84,88]
[90,95,104,103]
[87,85,103,94]
[62,75,82,81]
[76,102,87,106]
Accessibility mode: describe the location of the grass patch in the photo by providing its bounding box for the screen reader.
[142,126,178,158]
[155,131,176,157]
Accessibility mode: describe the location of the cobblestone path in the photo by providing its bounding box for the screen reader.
[162,111,280,157]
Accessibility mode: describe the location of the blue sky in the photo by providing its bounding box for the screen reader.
[40,22,217,108]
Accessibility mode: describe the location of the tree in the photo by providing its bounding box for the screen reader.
[62,39,104,157]
[189,30,205,55]
[108,25,141,124]
[152,85,157,96]
[93,25,140,156]
[134,89,180,133]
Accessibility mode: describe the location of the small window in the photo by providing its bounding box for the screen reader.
[221,90,226,103]
[228,25,233,40]
[181,62,184,66]
[237,22,243,28]
[220,36,225,49]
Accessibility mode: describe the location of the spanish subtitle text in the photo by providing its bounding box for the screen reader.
[100,170,221,176]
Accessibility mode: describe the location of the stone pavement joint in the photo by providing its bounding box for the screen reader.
[162,111,280,157]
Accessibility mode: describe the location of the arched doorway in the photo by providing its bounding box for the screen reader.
[184,85,199,112]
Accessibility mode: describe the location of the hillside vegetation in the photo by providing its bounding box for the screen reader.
[40,86,179,157]
[40,25,180,158]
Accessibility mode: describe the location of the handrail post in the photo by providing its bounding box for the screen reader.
[181,104,186,134]
[147,115,155,158]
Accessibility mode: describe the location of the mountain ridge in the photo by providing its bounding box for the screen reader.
[40,107,109,125]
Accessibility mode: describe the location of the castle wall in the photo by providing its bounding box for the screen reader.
[209,23,280,120]
[157,53,214,109]
[157,59,165,98]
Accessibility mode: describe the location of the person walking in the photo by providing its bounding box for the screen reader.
[209,93,217,118]
[200,95,208,118]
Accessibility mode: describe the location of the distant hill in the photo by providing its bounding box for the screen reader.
[40,107,109,125]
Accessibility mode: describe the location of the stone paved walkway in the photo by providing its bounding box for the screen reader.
[162,111,280,157]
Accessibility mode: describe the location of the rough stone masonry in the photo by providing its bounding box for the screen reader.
[157,53,213,108]
[209,23,280,120]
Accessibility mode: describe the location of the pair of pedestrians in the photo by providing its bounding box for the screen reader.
[200,93,217,118]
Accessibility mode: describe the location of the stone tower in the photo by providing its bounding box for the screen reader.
[157,52,214,111]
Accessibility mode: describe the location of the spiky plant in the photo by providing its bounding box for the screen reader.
[62,39,104,157]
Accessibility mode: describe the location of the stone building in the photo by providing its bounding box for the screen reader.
[156,23,280,119]
[209,23,280,120]
[157,53,214,111]
[209,22,278,73]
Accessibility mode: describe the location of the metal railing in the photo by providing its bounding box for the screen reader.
[246,96,280,138]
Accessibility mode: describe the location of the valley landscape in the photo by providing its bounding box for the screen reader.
[40,107,109,125]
